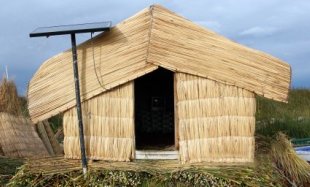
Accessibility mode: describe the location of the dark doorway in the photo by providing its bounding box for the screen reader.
[134,68,174,150]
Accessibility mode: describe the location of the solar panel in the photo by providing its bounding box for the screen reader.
[29,21,112,37]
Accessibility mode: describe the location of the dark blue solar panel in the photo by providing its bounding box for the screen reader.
[30,21,112,37]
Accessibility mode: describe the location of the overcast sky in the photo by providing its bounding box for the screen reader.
[0,0,309,95]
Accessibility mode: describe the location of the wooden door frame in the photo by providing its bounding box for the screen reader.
[174,73,179,149]
[133,70,178,151]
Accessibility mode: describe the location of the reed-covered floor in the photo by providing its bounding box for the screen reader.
[15,156,260,176]
[8,155,284,186]
[21,156,256,175]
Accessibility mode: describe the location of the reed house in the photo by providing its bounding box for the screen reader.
[28,5,291,163]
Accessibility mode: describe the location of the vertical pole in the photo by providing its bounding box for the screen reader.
[5,66,8,79]
[70,33,88,175]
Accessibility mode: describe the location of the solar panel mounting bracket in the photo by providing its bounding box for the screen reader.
[29,21,112,175]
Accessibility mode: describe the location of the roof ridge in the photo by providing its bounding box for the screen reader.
[145,5,155,64]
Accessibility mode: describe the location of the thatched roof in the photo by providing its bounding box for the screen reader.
[0,113,49,158]
[0,78,49,158]
[0,77,21,115]
[28,5,291,123]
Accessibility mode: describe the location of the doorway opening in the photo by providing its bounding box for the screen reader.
[134,68,175,150]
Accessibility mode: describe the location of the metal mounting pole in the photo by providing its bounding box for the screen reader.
[70,33,88,175]
[30,21,111,176]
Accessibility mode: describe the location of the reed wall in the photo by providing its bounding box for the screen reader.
[0,113,49,158]
[175,73,256,163]
[63,82,134,161]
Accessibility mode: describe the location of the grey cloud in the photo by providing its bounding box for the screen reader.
[239,26,278,37]
[195,21,222,32]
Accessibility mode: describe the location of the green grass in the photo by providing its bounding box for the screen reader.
[256,89,310,120]
[48,114,63,133]
[0,157,23,186]
[256,89,310,139]
[256,118,310,139]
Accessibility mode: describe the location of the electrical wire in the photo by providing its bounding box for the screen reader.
[91,32,106,90]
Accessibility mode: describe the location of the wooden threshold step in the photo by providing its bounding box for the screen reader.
[135,150,179,160]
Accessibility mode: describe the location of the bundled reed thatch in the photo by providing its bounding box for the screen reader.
[8,155,283,187]
[27,4,290,124]
[0,77,49,158]
[148,5,290,102]
[271,132,310,186]
[27,7,157,123]
[0,113,49,158]
[63,82,134,161]
[0,77,21,115]
[176,73,256,163]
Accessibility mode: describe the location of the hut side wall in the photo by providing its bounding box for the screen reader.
[63,82,134,161]
[176,73,256,163]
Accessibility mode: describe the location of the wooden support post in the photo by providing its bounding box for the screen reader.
[71,33,88,175]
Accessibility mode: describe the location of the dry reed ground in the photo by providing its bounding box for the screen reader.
[8,155,282,187]
[271,133,310,186]
[7,132,310,186]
